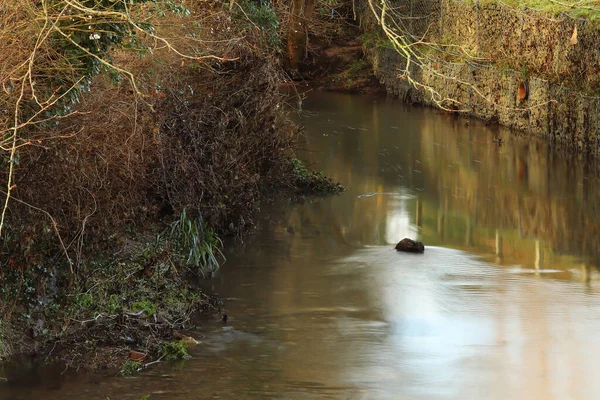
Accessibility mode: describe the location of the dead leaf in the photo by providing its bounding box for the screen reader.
[173,331,199,346]
[570,25,578,46]
[129,350,147,361]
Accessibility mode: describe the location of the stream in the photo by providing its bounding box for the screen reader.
[2,91,600,399]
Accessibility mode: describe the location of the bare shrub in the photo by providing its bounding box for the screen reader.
[0,3,297,270]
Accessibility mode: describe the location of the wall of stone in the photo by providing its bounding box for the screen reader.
[359,0,600,154]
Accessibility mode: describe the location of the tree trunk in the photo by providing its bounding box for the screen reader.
[287,0,314,73]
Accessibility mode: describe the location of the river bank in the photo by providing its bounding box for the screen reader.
[0,1,345,373]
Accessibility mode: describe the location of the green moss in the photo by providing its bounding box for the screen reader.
[75,293,94,309]
[131,300,157,317]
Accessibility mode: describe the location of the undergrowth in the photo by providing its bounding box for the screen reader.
[0,234,222,370]
[291,158,345,194]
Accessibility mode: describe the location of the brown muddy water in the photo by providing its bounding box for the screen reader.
[3,92,600,399]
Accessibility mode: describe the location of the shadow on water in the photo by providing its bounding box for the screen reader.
[3,92,600,399]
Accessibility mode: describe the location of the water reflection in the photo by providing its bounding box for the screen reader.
[3,92,600,399]
[298,92,600,277]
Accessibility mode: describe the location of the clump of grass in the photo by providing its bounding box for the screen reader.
[160,340,189,360]
[167,209,225,277]
[120,360,142,376]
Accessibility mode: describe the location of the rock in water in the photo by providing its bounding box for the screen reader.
[395,238,425,253]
